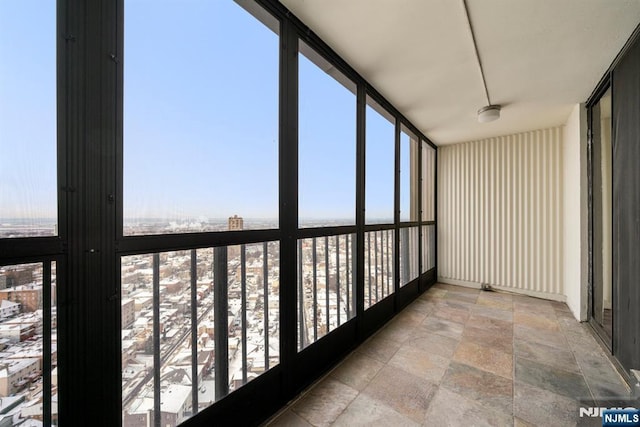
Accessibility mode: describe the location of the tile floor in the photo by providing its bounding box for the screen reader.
[265,283,635,427]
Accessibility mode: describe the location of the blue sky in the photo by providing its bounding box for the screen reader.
[0,1,57,219]
[0,0,409,225]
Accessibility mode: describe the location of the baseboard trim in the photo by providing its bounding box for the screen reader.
[437,277,567,303]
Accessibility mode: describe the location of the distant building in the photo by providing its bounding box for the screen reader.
[0,394,26,425]
[0,358,40,397]
[123,384,192,427]
[1,268,33,288]
[0,300,20,319]
[0,285,43,313]
[121,299,135,329]
[1,312,43,340]
[228,215,244,258]
[0,276,6,290]
[228,215,243,231]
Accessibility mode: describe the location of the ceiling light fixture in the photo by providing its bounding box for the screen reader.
[462,0,501,123]
[477,105,501,123]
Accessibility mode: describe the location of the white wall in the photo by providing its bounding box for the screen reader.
[563,104,588,320]
[438,127,564,300]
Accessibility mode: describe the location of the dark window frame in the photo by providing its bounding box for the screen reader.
[0,0,438,425]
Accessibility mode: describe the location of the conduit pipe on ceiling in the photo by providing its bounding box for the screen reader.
[462,0,501,122]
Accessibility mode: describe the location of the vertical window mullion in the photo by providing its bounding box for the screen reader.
[297,240,305,350]
[263,241,270,370]
[152,254,161,427]
[190,250,199,415]
[214,247,229,400]
[324,235,330,333]
[394,119,401,295]
[313,238,318,341]
[335,235,341,326]
[241,244,248,384]
[43,261,52,426]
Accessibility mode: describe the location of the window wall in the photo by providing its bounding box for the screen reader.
[0,1,59,425]
[365,97,396,225]
[123,0,280,235]
[121,2,281,423]
[0,1,57,238]
[422,142,437,274]
[590,87,612,343]
[298,42,356,228]
[0,0,437,425]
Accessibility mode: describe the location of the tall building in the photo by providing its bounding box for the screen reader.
[0,286,43,313]
[228,215,243,231]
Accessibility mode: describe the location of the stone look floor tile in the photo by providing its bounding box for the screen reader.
[470,304,514,322]
[463,325,513,354]
[356,334,401,363]
[443,290,479,304]
[564,326,603,351]
[423,287,447,298]
[388,343,450,383]
[574,350,625,386]
[375,320,416,343]
[440,299,476,311]
[362,365,436,423]
[431,304,471,325]
[476,293,514,311]
[333,393,420,427]
[515,357,591,400]
[405,297,438,314]
[466,313,513,333]
[514,311,561,331]
[424,387,513,427]
[514,323,567,349]
[514,381,583,427]
[405,331,460,358]
[441,361,513,415]
[514,416,537,427]
[268,410,314,427]
[266,284,632,427]
[420,316,465,340]
[291,378,359,427]
[330,351,385,391]
[514,339,581,374]
[587,379,633,405]
[453,340,513,379]
[394,307,429,325]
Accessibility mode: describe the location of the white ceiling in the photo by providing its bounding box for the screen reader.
[279,0,640,145]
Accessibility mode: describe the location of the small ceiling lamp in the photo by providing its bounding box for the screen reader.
[477,105,501,123]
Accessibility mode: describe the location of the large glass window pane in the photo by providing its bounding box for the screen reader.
[122,242,280,424]
[297,234,355,350]
[363,230,394,310]
[399,226,419,286]
[299,43,356,228]
[0,2,57,238]
[0,262,57,424]
[400,127,419,222]
[124,1,279,235]
[592,88,612,340]
[422,141,435,222]
[228,242,280,391]
[421,225,436,273]
[365,97,395,224]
